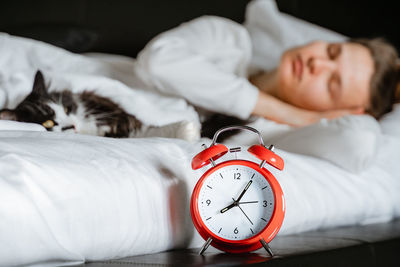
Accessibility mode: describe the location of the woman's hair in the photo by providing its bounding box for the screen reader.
[350,38,400,119]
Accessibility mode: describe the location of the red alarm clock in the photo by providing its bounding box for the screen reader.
[191,126,285,256]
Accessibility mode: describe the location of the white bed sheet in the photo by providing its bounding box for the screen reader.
[1,130,399,266]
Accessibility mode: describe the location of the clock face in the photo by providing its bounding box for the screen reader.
[197,164,275,241]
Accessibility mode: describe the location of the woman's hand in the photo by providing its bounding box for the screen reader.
[252,91,365,127]
[297,107,365,127]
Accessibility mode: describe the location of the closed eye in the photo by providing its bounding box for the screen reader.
[61,125,75,131]
[327,43,342,60]
[328,73,342,101]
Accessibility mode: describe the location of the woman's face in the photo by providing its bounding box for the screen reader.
[277,41,374,111]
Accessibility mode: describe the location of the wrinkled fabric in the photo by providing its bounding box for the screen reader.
[1,131,399,266]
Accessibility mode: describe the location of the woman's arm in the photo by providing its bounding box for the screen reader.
[252,91,364,127]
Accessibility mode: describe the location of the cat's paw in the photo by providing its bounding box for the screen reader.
[176,121,201,142]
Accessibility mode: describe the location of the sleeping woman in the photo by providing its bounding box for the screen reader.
[133,16,400,129]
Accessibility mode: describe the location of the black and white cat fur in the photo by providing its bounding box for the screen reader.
[0,71,200,140]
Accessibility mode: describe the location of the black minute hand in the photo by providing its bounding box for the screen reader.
[236,180,252,203]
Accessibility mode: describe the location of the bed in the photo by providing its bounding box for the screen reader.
[1,0,399,266]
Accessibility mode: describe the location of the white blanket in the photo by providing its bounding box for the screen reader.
[0,33,199,127]
[1,130,400,266]
[1,1,400,266]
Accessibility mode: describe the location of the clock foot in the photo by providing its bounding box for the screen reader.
[199,237,213,255]
[260,239,274,257]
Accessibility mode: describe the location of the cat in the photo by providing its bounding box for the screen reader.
[0,70,200,141]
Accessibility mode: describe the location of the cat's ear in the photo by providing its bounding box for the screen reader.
[31,70,48,96]
[0,109,17,121]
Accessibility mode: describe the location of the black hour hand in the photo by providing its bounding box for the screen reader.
[220,202,236,213]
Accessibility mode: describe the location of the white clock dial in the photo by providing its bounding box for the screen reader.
[198,164,275,241]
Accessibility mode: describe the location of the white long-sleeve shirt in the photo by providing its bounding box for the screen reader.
[133,16,259,120]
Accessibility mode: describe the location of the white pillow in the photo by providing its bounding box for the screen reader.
[225,115,381,174]
[244,0,346,71]
[379,103,400,136]
[266,115,381,173]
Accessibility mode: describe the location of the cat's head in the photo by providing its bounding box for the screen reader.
[0,71,93,134]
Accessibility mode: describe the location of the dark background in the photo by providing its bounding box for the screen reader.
[0,0,399,57]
